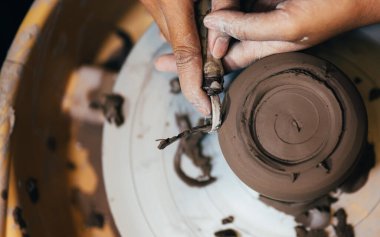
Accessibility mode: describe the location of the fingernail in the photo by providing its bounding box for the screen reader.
[212,37,229,59]
[203,16,217,29]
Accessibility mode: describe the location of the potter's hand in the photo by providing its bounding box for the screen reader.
[140,0,238,115]
[203,0,380,71]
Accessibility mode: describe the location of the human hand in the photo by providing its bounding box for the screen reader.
[140,0,239,115]
[203,0,380,71]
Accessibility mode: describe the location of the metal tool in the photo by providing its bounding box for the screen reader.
[195,0,223,132]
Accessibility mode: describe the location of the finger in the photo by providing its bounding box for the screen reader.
[223,40,304,71]
[159,31,167,41]
[251,0,286,12]
[155,54,177,72]
[140,0,170,39]
[161,0,211,115]
[207,27,231,59]
[204,8,303,42]
[208,0,240,58]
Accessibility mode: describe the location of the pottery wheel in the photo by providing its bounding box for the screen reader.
[103,25,380,236]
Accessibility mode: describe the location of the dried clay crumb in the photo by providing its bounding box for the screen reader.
[170,77,181,94]
[90,93,125,127]
[86,210,105,229]
[369,88,380,101]
[26,178,39,204]
[214,228,239,237]
[222,216,234,225]
[333,208,354,237]
[13,207,27,229]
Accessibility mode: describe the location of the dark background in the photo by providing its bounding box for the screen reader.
[0,0,34,66]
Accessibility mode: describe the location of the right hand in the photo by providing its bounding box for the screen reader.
[140,0,239,116]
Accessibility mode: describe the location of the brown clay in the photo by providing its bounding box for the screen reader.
[89,93,125,127]
[219,53,367,202]
[221,216,234,225]
[170,115,216,187]
[214,228,238,237]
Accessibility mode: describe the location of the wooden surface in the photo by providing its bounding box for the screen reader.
[0,0,152,236]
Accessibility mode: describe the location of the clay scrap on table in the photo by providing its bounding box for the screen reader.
[26,177,39,204]
[90,93,125,127]
[214,228,239,237]
[295,226,328,237]
[169,77,181,94]
[222,215,234,225]
[160,114,215,187]
[157,118,211,150]
[333,208,354,237]
[295,207,355,237]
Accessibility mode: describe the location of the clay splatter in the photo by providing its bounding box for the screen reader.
[369,88,380,101]
[167,115,215,187]
[214,228,239,237]
[86,210,105,229]
[333,208,354,237]
[26,178,39,204]
[170,77,181,94]
[157,117,211,150]
[222,216,234,225]
[90,93,125,127]
[295,226,327,237]
[13,207,27,229]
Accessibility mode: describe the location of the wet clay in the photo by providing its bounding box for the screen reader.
[221,215,234,225]
[13,207,30,236]
[219,53,367,202]
[169,77,181,94]
[170,115,215,187]
[214,228,239,237]
[295,226,328,237]
[333,208,354,237]
[90,93,125,127]
[157,122,211,150]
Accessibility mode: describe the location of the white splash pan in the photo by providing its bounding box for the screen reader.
[103,24,380,237]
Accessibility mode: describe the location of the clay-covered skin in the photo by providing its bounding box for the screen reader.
[218,53,367,202]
